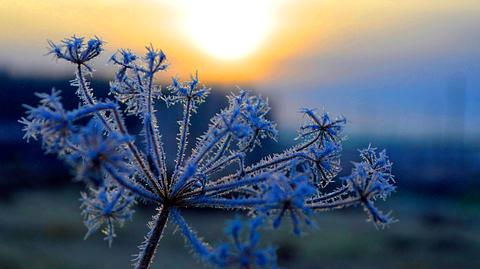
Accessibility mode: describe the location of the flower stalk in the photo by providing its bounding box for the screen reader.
[20,36,397,269]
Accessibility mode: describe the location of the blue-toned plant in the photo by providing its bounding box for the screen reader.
[20,36,396,269]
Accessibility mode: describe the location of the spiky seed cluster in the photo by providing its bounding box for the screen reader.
[21,36,397,269]
[80,186,135,247]
[213,217,277,268]
[48,36,103,71]
[342,145,396,228]
[260,169,316,235]
[171,212,276,269]
[68,120,132,186]
[20,88,72,153]
[110,47,167,116]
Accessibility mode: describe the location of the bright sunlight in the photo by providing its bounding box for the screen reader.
[177,0,277,60]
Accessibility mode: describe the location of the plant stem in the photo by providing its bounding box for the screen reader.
[136,206,170,269]
[173,97,192,180]
[76,64,163,197]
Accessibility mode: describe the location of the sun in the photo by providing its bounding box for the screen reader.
[177,0,276,60]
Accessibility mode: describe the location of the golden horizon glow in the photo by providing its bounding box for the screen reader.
[0,0,479,84]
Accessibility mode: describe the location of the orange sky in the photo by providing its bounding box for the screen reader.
[1,0,480,136]
[1,0,479,85]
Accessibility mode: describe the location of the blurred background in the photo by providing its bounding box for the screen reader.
[1,0,479,268]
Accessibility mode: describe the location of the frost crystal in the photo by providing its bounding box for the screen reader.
[21,36,397,269]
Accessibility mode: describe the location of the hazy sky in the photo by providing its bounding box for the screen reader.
[1,0,479,138]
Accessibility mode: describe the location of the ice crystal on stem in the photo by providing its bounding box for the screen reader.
[21,36,397,269]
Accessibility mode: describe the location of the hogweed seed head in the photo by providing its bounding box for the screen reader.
[21,35,397,269]
[68,119,132,187]
[342,146,396,228]
[80,186,135,247]
[213,217,277,269]
[260,171,316,235]
[48,36,104,70]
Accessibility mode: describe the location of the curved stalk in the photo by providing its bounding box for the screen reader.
[145,74,168,186]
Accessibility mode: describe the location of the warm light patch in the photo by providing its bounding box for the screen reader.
[177,0,276,60]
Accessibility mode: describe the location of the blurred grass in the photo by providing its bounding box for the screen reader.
[0,189,479,269]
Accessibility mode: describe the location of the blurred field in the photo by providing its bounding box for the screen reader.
[2,73,479,269]
[0,189,479,269]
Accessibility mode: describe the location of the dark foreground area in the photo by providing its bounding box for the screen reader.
[0,189,478,269]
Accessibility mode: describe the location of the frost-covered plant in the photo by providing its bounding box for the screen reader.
[20,36,396,269]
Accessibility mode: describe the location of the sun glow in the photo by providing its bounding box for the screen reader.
[178,0,277,60]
